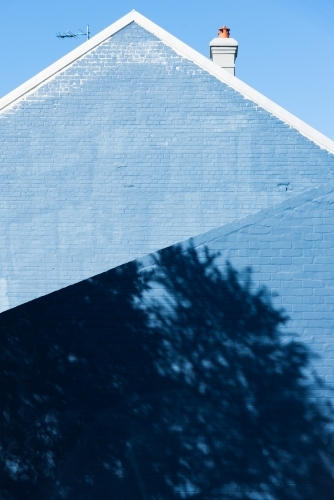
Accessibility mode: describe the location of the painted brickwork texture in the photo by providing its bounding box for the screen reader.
[147,182,334,387]
[1,184,334,497]
[1,22,333,310]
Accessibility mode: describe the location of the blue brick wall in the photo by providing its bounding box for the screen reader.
[1,183,334,497]
[0,22,333,310]
[139,181,334,390]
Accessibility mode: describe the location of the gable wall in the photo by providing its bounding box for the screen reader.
[1,183,334,497]
[0,22,333,310]
[147,182,334,388]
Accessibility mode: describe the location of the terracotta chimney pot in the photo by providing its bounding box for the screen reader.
[218,26,230,38]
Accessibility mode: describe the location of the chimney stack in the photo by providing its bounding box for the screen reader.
[210,26,238,75]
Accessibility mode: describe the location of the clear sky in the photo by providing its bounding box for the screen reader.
[1,0,333,139]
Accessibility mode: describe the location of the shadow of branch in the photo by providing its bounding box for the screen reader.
[1,244,334,499]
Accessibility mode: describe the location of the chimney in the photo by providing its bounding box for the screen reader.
[210,26,238,75]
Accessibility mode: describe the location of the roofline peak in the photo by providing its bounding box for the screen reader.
[0,10,333,154]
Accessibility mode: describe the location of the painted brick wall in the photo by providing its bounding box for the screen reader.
[140,181,334,391]
[2,183,334,497]
[0,22,333,310]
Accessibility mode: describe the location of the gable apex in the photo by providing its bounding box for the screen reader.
[0,10,333,154]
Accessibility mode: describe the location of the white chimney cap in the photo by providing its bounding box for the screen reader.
[210,26,238,76]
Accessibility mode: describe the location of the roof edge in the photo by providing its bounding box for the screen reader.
[0,11,136,113]
[1,10,334,154]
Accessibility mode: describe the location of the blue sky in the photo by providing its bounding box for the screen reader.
[1,0,333,139]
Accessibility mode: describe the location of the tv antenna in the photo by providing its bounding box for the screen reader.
[57,25,90,41]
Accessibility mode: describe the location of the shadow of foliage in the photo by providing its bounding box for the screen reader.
[1,245,334,499]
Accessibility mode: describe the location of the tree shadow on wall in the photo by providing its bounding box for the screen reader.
[1,245,334,499]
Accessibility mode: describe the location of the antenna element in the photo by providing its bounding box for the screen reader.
[57,25,90,41]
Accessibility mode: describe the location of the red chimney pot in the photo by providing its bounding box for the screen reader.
[218,26,230,38]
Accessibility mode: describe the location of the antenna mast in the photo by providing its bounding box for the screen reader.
[57,25,90,41]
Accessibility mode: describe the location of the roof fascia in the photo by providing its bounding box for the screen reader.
[0,11,136,113]
[132,12,334,154]
[1,10,333,154]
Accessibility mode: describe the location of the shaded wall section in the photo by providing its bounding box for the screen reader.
[167,181,334,384]
[1,206,334,498]
[0,22,333,309]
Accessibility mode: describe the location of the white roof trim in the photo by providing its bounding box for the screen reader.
[1,10,334,154]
